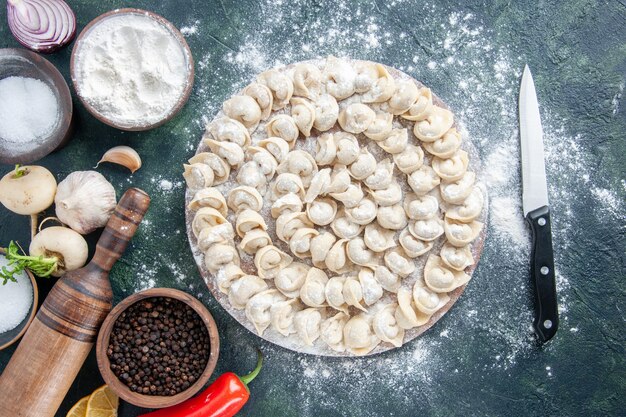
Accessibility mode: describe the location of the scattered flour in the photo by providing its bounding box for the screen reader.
[180,20,200,37]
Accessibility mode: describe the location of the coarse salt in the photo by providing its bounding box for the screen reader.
[0,256,33,334]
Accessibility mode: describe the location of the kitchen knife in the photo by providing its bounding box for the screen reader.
[519,65,559,343]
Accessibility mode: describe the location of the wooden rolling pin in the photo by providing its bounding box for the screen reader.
[0,188,150,417]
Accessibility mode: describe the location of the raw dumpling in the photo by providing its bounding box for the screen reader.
[364,158,394,190]
[222,95,262,130]
[276,211,314,242]
[259,136,290,163]
[275,262,310,297]
[270,298,301,336]
[394,287,429,329]
[277,150,318,188]
[183,163,214,190]
[205,117,251,147]
[300,268,329,308]
[413,106,454,142]
[404,194,439,220]
[432,150,469,182]
[347,237,380,268]
[376,204,408,230]
[358,267,383,306]
[236,160,267,194]
[325,239,353,274]
[338,103,376,134]
[375,265,401,293]
[409,217,444,241]
[255,245,293,279]
[205,139,245,169]
[313,94,339,132]
[327,164,351,193]
[401,87,433,121]
[192,207,227,238]
[363,112,393,141]
[197,223,235,251]
[188,187,227,215]
[245,289,286,335]
[320,312,349,352]
[307,198,338,226]
[243,83,273,120]
[325,276,348,312]
[368,180,403,207]
[329,183,364,209]
[412,278,450,316]
[310,232,337,269]
[344,197,378,225]
[445,186,483,223]
[216,264,245,294]
[440,171,476,204]
[271,192,303,218]
[247,146,278,180]
[323,56,356,100]
[363,222,396,252]
[388,79,419,115]
[349,148,377,180]
[361,64,395,103]
[377,128,408,154]
[235,209,267,238]
[229,275,268,310]
[204,243,239,273]
[440,242,474,271]
[331,209,365,239]
[315,133,337,166]
[408,165,441,195]
[422,128,462,158]
[257,69,294,110]
[443,218,484,247]
[227,186,263,213]
[334,132,360,165]
[266,115,299,147]
[290,227,320,259]
[294,308,324,346]
[291,97,316,137]
[293,63,322,99]
[373,303,405,347]
[304,168,331,203]
[399,228,433,258]
[343,275,367,311]
[189,153,231,185]
[384,248,416,277]
[393,144,424,175]
[271,172,306,201]
[423,254,470,293]
[239,229,272,255]
[343,314,381,356]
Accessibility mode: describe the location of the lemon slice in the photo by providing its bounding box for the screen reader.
[66,395,89,417]
[86,385,119,417]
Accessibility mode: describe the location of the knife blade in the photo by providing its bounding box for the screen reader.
[519,65,559,343]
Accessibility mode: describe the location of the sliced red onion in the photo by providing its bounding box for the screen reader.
[7,0,76,53]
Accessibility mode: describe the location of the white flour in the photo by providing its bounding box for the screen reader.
[73,13,190,128]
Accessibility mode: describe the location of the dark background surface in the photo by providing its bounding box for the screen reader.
[1,1,625,416]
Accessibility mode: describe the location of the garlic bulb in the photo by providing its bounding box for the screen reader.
[55,171,117,234]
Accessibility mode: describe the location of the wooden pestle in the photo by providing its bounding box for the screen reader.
[0,188,151,417]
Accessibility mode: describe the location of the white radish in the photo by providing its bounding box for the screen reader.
[0,165,57,215]
[29,226,88,277]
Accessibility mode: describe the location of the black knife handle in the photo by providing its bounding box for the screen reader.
[527,205,559,342]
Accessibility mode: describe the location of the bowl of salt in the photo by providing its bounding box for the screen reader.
[0,48,74,165]
[0,251,38,351]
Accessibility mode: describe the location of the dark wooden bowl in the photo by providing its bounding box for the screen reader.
[0,252,39,351]
[69,8,195,132]
[0,48,73,164]
[96,288,219,409]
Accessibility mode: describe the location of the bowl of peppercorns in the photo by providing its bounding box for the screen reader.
[96,288,220,409]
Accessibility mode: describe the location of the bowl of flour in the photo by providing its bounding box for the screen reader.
[70,9,195,131]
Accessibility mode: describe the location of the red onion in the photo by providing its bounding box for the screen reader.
[7,0,76,53]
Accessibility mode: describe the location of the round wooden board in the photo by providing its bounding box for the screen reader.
[185,58,488,357]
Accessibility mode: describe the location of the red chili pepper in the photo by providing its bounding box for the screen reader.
[140,350,263,417]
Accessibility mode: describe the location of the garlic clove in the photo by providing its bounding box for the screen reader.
[96,146,142,173]
[55,171,117,234]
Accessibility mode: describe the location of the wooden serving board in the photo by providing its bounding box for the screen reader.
[185,59,488,357]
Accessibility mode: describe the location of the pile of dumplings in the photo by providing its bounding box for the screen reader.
[184,56,484,356]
